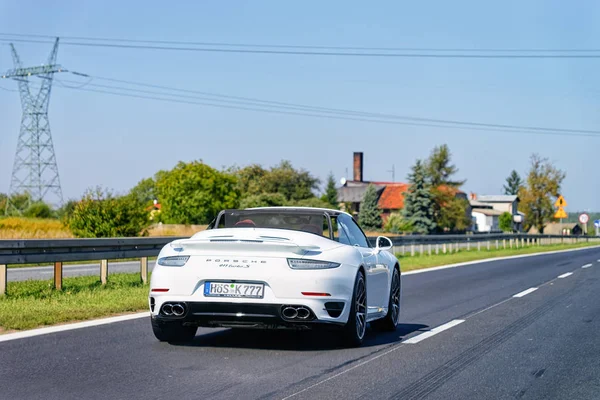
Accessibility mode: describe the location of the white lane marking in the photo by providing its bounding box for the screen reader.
[281,343,407,399]
[513,287,538,298]
[0,312,149,343]
[402,245,600,276]
[582,264,593,269]
[404,319,465,344]
[558,272,573,279]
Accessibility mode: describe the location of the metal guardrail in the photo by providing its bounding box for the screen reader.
[0,233,598,295]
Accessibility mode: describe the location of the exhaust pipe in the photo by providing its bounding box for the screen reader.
[172,303,185,316]
[282,307,298,319]
[296,307,310,319]
[161,303,173,316]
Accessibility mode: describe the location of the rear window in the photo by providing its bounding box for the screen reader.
[215,210,330,238]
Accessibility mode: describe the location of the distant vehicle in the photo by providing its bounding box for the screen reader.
[149,206,402,347]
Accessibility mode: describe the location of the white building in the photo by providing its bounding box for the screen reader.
[471,208,503,232]
[469,194,525,232]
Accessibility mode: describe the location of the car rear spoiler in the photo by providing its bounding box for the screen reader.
[168,237,321,255]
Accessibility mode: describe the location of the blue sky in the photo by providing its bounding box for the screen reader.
[1,1,599,212]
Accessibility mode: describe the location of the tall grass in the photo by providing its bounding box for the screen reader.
[0,217,73,239]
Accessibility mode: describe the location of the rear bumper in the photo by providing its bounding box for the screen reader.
[151,301,346,330]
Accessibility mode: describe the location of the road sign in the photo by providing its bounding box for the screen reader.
[579,213,590,224]
[554,207,568,219]
[594,220,600,228]
[554,195,567,208]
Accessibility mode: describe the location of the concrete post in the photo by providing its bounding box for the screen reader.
[420,244,424,256]
[100,259,108,285]
[443,243,447,254]
[436,244,439,255]
[496,240,499,250]
[140,257,148,284]
[477,241,481,251]
[54,262,63,290]
[428,244,432,256]
[0,264,6,296]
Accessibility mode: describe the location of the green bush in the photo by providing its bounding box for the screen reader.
[239,193,287,209]
[499,212,513,232]
[23,202,54,219]
[290,197,334,209]
[66,187,151,238]
[383,212,414,233]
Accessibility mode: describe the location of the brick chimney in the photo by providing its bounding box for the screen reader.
[353,152,363,182]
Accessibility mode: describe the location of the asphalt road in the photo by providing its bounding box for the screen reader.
[1,247,600,399]
[7,260,157,282]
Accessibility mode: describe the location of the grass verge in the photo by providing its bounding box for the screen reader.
[1,241,598,332]
[0,273,148,331]
[398,241,599,272]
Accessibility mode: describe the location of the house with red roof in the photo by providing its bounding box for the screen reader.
[337,152,470,225]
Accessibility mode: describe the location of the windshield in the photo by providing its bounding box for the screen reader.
[214,210,331,238]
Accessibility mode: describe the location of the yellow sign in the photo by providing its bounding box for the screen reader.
[554,207,567,219]
[554,195,567,208]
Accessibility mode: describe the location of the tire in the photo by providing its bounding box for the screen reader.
[151,318,197,343]
[372,267,401,332]
[341,270,367,347]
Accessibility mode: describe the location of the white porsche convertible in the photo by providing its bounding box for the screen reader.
[149,206,402,347]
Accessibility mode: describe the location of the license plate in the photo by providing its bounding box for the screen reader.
[204,282,265,298]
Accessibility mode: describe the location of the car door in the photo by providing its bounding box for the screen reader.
[337,215,388,315]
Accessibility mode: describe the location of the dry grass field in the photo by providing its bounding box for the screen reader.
[0,217,73,239]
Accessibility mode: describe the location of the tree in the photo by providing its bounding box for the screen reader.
[436,196,472,232]
[321,172,338,208]
[503,170,523,195]
[518,154,566,233]
[499,212,513,232]
[424,144,469,232]
[426,144,466,188]
[129,177,157,207]
[234,164,268,196]
[236,161,320,200]
[155,160,240,225]
[66,187,151,238]
[259,160,320,201]
[401,159,436,234]
[358,184,382,230]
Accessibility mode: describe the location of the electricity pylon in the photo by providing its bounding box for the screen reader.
[2,38,65,214]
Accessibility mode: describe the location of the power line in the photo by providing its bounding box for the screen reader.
[41,78,600,138]
[68,74,600,136]
[2,37,600,58]
[1,32,600,53]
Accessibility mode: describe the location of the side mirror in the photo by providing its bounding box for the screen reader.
[375,236,393,252]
